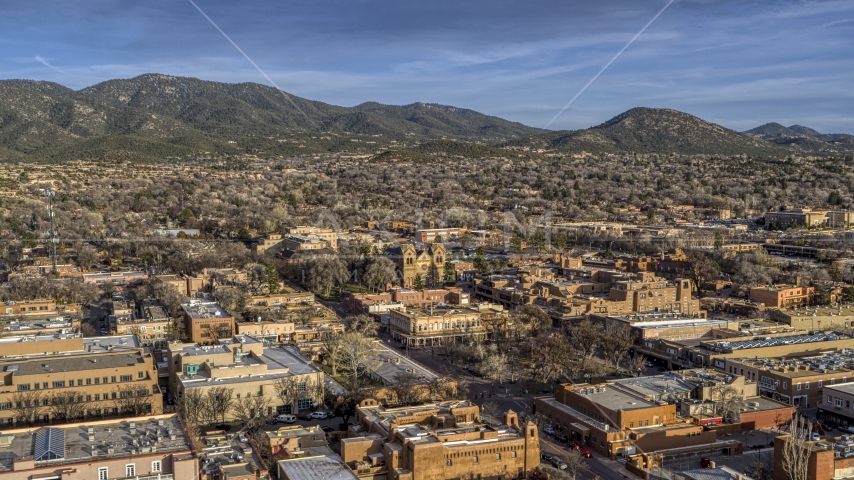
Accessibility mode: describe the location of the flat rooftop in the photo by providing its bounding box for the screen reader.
[569,385,657,411]
[613,375,695,399]
[182,300,231,319]
[278,455,359,480]
[371,343,439,386]
[0,415,192,472]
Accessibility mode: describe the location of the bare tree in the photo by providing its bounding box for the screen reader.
[480,401,500,426]
[628,353,648,376]
[389,371,422,405]
[561,449,590,480]
[569,320,601,369]
[230,394,271,430]
[711,385,744,423]
[113,384,154,416]
[600,323,636,371]
[517,305,552,337]
[49,390,86,423]
[12,390,43,425]
[363,256,397,292]
[206,386,235,424]
[530,334,573,384]
[343,314,379,336]
[339,332,382,389]
[780,413,812,480]
[178,388,210,426]
[77,245,99,270]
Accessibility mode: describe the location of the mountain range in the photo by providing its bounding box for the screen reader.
[0,73,850,162]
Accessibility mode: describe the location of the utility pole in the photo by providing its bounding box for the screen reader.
[44,188,58,274]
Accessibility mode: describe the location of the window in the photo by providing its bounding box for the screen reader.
[511,451,517,458]
[120,375,132,382]
[98,468,108,480]
[829,395,833,403]
[806,382,810,390]
[298,398,312,410]
[819,380,824,387]
[138,371,144,378]
[495,453,501,460]
[86,378,91,385]
[151,461,161,472]
[473,456,478,463]
[446,459,452,466]
[783,382,788,389]
[796,383,800,391]
[17,384,30,392]
[0,402,11,410]
[837,398,843,407]
[832,378,837,385]
[94,378,100,385]
[111,376,116,383]
[630,422,634,428]
[298,383,307,392]
[52,381,65,389]
[126,464,135,477]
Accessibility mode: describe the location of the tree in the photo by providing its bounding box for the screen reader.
[178,388,210,426]
[77,245,99,270]
[304,255,348,296]
[434,234,444,244]
[600,323,636,371]
[473,256,489,273]
[339,332,382,390]
[245,263,266,293]
[443,261,457,284]
[480,350,508,383]
[517,305,551,337]
[389,371,422,405]
[561,449,590,480]
[12,390,43,425]
[628,353,648,377]
[265,263,280,294]
[714,231,724,250]
[230,394,271,431]
[49,390,86,423]
[412,273,424,290]
[530,334,573,384]
[569,320,601,369]
[362,256,397,292]
[206,386,235,424]
[343,314,379,337]
[480,401,499,426]
[846,287,854,304]
[212,286,248,317]
[712,385,744,423]
[322,331,345,376]
[780,414,812,480]
[274,376,323,415]
[685,252,720,292]
[113,384,155,416]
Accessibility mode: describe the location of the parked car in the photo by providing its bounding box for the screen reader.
[657,367,668,372]
[550,457,567,470]
[812,432,821,441]
[320,425,334,432]
[645,362,655,368]
[567,441,581,450]
[324,410,336,417]
[310,412,328,420]
[554,433,568,443]
[540,452,554,461]
[701,457,711,468]
[160,387,167,395]
[822,423,835,431]
[215,424,232,432]
[841,426,854,434]
[543,425,555,435]
[581,449,592,458]
[276,414,297,424]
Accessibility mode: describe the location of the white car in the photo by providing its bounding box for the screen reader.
[812,432,821,441]
[543,425,555,435]
[276,414,296,424]
[843,426,854,434]
[309,412,327,420]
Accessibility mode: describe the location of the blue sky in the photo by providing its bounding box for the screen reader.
[3,0,853,133]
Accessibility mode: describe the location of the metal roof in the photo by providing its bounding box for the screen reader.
[34,427,65,462]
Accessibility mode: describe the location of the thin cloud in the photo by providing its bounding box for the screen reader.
[34,55,66,74]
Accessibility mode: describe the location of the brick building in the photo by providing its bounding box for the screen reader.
[341,401,540,480]
[181,299,234,343]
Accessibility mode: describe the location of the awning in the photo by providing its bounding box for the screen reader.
[570,423,590,433]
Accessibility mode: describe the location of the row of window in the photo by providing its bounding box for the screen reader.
[828,395,853,409]
[17,373,143,391]
[446,451,517,466]
[0,390,151,410]
[98,462,161,480]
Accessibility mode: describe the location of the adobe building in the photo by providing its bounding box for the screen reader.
[750,285,815,308]
[0,334,162,426]
[0,414,197,480]
[168,337,324,419]
[341,401,540,480]
[181,299,234,343]
[769,304,854,331]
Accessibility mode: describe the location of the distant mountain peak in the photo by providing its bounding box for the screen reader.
[788,125,822,137]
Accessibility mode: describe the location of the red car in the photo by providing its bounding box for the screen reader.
[581,449,592,458]
[567,442,581,450]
